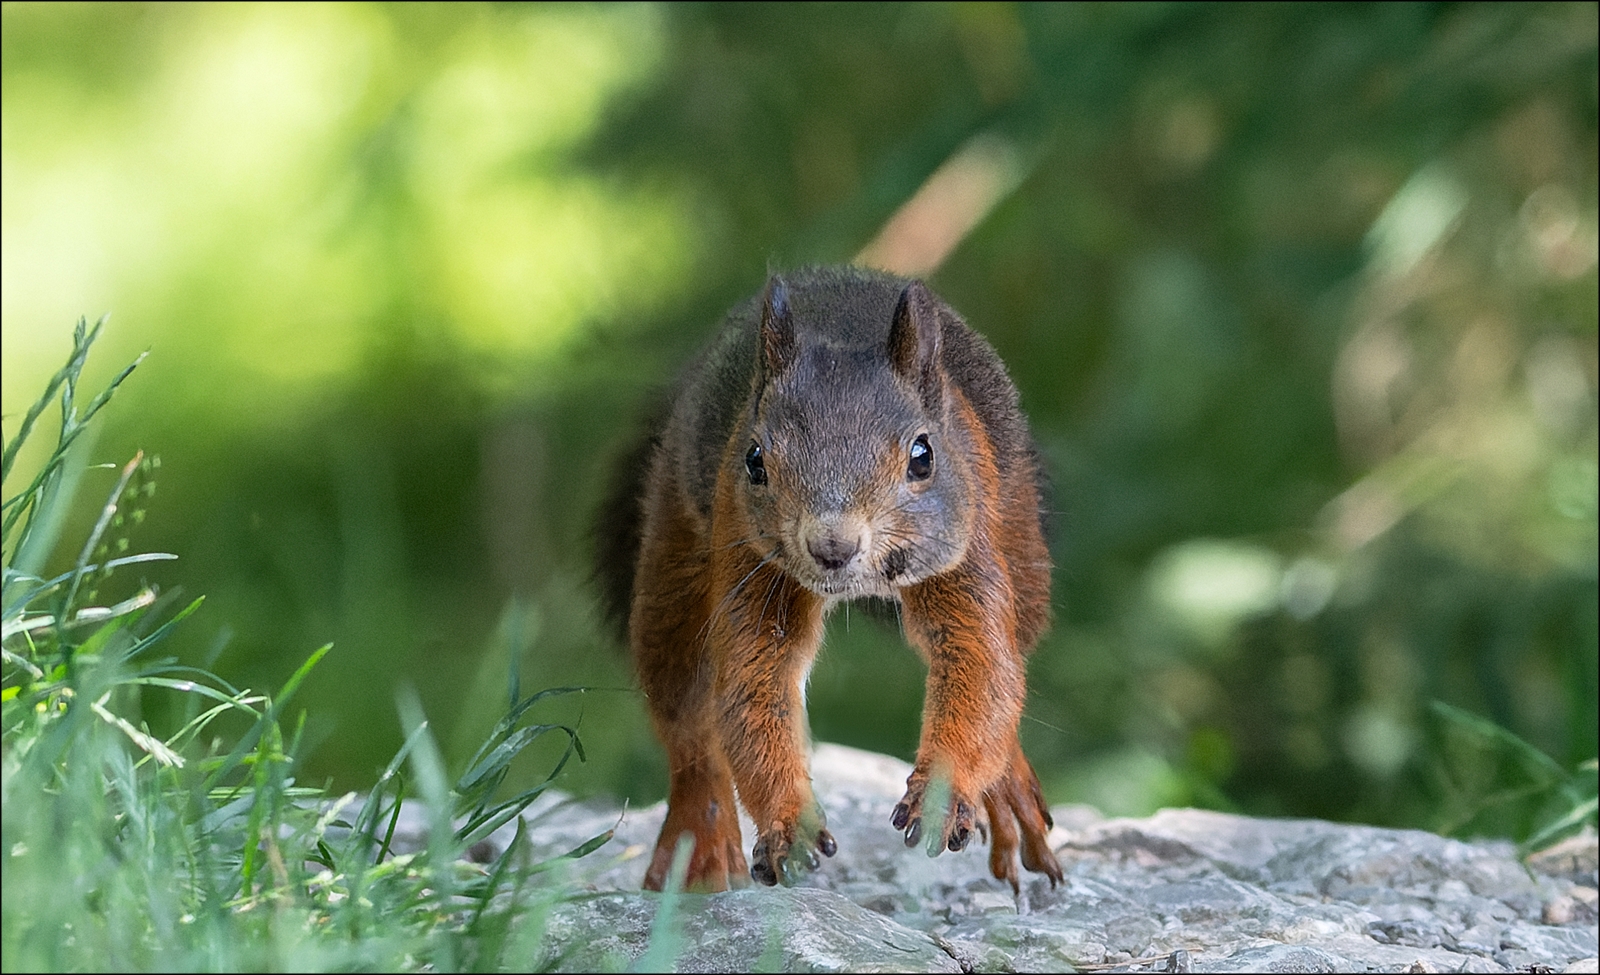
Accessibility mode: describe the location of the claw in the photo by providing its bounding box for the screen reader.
[749,813,836,887]
[904,817,922,847]
[890,802,910,831]
[750,837,776,886]
[948,825,969,851]
[980,752,1066,890]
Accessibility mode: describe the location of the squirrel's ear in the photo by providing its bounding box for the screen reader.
[760,276,797,377]
[889,280,943,411]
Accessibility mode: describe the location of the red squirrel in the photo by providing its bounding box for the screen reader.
[596,265,1063,892]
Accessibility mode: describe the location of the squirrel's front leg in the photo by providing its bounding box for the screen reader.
[709,560,835,886]
[896,553,1028,857]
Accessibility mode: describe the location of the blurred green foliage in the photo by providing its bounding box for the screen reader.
[3,2,1595,842]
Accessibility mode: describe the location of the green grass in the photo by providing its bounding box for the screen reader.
[2,320,609,972]
[1428,699,1598,853]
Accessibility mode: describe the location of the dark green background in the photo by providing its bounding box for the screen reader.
[3,2,1595,840]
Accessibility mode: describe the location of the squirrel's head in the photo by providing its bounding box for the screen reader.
[737,274,975,600]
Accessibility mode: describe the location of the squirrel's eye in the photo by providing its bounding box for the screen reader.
[745,441,767,486]
[907,434,933,481]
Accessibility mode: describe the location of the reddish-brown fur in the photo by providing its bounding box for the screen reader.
[603,266,1062,892]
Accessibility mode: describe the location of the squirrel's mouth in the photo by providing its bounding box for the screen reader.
[803,576,894,599]
[783,550,899,600]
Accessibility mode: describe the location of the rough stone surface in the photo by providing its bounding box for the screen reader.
[396,743,1599,973]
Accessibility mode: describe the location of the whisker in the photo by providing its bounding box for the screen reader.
[695,550,779,653]
[872,523,958,582]
[756,565,784,637]
[713,531,775,554]
[1021,711,1067,736]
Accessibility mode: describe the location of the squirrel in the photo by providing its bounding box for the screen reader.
[595,265,1063,893]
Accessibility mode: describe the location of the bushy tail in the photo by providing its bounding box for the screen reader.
[590,417,663,647]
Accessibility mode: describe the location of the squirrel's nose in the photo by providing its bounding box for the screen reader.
[807,534,860,572]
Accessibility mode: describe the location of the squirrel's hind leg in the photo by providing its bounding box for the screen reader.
[642,725,749,892]
[631,498,748,891]
[635,623,750,891]
[982,741,1063,892]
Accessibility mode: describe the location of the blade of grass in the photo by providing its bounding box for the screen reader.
[457,722,575,798]
[2,552,176,619]
[631,834,694,974]
[3,325,141,562]
[468,816,529,927]
[201,643,331,793]
[346,721,431,858]
[455,730,584,848]
[116,595,206,662]
[239,687,289,893]
[377,774,407,864]
[130,676,263,712]
[522,826,616,878]
[396,687,459,973]
[1430,700,1570,784]
[69,350,146,437]
[458,685,590,782]
[1523,796,1600,852]
[59,451,143,624]
[1,316,101,484]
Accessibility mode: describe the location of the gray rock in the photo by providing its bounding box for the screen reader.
[1528,834,1600,887]
[1193,944,1349,973]
[534,886,963,973]
[396,743,1599,973]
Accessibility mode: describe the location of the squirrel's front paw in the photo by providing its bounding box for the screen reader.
[892,769,978,855]
[749,809,837,887]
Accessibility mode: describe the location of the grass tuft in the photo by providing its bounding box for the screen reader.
[1429,699,1599,852]
[2,320,609,972]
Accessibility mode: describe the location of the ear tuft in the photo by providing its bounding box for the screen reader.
[761,276,797,377]
[888,280,943,410]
